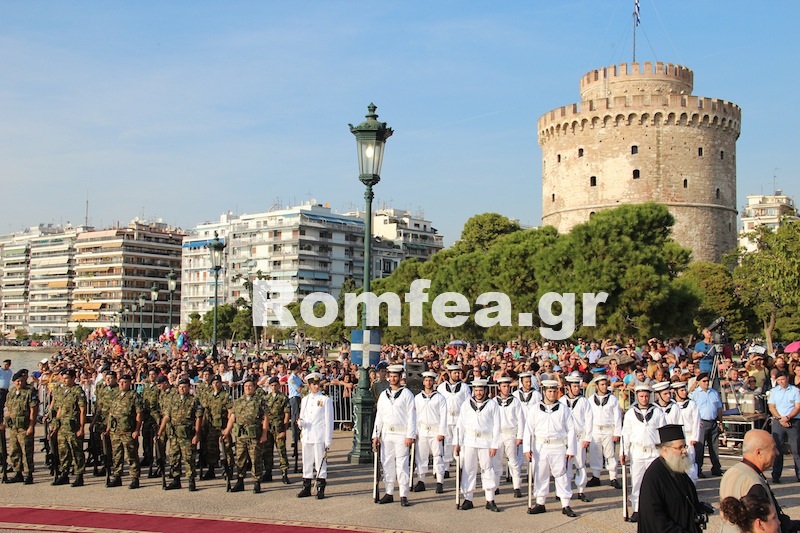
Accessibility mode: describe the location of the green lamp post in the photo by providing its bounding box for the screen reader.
[207,231,226,358]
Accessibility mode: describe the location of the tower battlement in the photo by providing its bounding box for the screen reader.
[580,62,693,100]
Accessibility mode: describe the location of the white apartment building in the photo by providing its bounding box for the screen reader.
[738,191,798,253]
[28,228,81,338]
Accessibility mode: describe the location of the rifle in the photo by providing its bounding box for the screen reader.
[408,440,415,489]
[219,435,232,492]
[154,434,166,489]
[102,430,112,486]
[455,428,461,510]
[527,453,533,513]
[293,428,299,474]
[42,418,51,464]
[373,439,381,503]
[621,435,629,522]
[0,425,8,483]
[48,423,60,480]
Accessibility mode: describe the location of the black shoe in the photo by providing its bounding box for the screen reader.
[698,472,708,479]
[528,504,546,514]
[486,501,500,512]
[24,474,33,485]
[188,478,197,492]
[282,471,290,484]
[610,478,622,489]
[629,512,639,523]
[165,477,181,491]
[436,483,444,494]
[200,468,215,481]
[231,478,245,492]
[297,479,312,498]
[586,476,601,487]
[711,470,724,477]
[772,478,781,484]
[129,478,140,489]
[71,474,84,487]
[8,472,24,483]
[379,494,394,504]
[148,469,161,479]
[576,493,590,502]
[444,470,450,479]
[93,466,102,477]
[514,488,523,498]
[460,499,473,510]
[506,474,512,483]
[107,475,122,488]
[140,458,151,467]
[52,473,69,486]
[400,497,410,507]
[262,471,273,482]
[412,480,426,492]
[562,506,577,517]
[494,488,500,495]
[316,479,326,499]
[254,481,262,494]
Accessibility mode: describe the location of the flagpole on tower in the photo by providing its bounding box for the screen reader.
[633,0,640,63]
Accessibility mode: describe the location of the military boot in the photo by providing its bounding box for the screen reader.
[188,477,197,492]
[200,468,216,481]
[260,471,272,482]
[164,477,181,490]
[253,481,262,494]
[70,474,84,487]
[24,473,33,485]
[52,472,69,486]
[297,478,312,498]
[8,472,24,483]
[231,477,245,492]
[129,477,140,489]
[316,478,326,500]
[281,471,290,484]
[107,475,122,488]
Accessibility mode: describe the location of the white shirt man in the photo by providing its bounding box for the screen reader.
[560,373,593,502]
[587,374,623,489]
[621,385,667,523]
[438,365,472,471]
[493,377,525,498]
[672,381,701,483]
[524,380,578,517]
[413,371,448,494]
[453,379,501,512]
[372,365,417,507]
[513,372,542,411]
[653,381,682,425]
[296,372,334,498]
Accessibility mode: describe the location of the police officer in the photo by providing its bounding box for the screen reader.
[1,371,38,484]
[621,384,667,522]
[560,372,593,502]
[297,372,333,500]
[373,365,416,507]
[494,376,524,498]
[263,376,291,484]
[586,374,623,489]
[52,368,87,487]
[453,379,500,512]
[223,379,268,493]
[524,380,577,517]
[412,371,447,494]
[159,377,203,491]
[106,374,142,489]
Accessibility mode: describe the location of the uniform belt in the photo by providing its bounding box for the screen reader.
[632,444,656,454]
[501,428,517,436]
[469,430,490,439]
[386,425,402,433]
[420,424,435,433]
[595,425,613,431]
[537,438,566,446]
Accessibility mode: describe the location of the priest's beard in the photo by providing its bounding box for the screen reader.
[663,451,693,474]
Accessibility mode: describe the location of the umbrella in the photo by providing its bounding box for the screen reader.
[597,350,635,366]
[448,340,467,347]
[784,341,800,353]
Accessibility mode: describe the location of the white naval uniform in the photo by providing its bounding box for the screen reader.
[453,398,501,503]
[513,388,541,469]
[621,404,666,512]
[677,397,701,483]
[560,394,593,493]
[589,392,622,481]
[657,400,682,425]
[493,395,525,490]
[372,386,417,497]
[437,381,472,465]
[523,401,577,508]
[298,390,334,479]
[414,389,448,484]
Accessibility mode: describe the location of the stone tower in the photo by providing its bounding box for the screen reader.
[538,62,741,262]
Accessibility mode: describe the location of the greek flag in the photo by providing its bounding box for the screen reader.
[634,0,641,26]
[351,329,381,367]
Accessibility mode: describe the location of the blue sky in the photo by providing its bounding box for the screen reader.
[2,0,798,244]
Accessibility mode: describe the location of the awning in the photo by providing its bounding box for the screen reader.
[74,301,102,310]
[71,312,100,321]
[48,281,69,288]
[34,266,69,275]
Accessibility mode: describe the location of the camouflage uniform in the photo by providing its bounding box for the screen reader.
[264,389,290,475]
[140,382,160,464]
[157,386,175,467]
[92,383,118,468]
[203,388,233,470]
[4,384,39,475]
[232,394,267,479]
[54,384,87,475]
[165,393,203,479]
[107,389,143,479]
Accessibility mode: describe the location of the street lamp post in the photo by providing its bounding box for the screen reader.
[150,282,159,343]
[207,232,226,358]
[130,304,137,342]
[122,307,130,343]
[166,269,178,331]
[137,294,146,345]
[347,103,392,464]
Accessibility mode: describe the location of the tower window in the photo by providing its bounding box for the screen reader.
[631,145,638,155]
[683,179,688,189]
[720,150,724,160]
[557,154,561,163]
[716,188,720,199]
[632,169,640,179]
[698,147,704,157]
[552,193,555,202]
[578,148,584,157]
[589,211,596,219]
[590,176,597,187]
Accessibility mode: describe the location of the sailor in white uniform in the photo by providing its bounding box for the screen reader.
[413,371,448,494]
[492,376,525,498]
[653,381,682,425]
[437,364,471,474]
[297,372,334,498]
[586,374,623,489]
[672,381,701,483]
[559,372,593,502]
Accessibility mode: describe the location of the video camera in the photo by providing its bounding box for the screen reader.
[706,317,727,353]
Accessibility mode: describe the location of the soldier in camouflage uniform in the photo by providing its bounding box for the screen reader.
[1,371,39,484]
[106,374,143,489]
[223,379,269,493]
[200,374,232,480]
[91,371,118,476]
[262,376,291,484]
[52,368,87,487]
[139,368,160,468]
[159,377,203,491]
[194,367,213,477]
[151,375,173,478]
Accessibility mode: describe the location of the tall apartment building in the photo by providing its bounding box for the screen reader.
[28,228,80,338]
[738,190,798,253]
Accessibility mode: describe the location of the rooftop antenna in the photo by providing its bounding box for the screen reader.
[773,168,779,194]
[632,0,641,63]
[84,191,89,227]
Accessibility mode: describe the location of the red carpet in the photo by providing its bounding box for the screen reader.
[0,506,379,533]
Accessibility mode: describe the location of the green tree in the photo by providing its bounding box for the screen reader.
[73,325,91,342]
[734,220,800,353]
[202,304,238,343]
[186,312,205,341]
[451,213,521,255]
[230,307,254,341]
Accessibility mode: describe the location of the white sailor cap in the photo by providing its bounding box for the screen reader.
[634,384,653,393]
[518,372,533,379]
[497,377,512,384]
[652,381,671,392]
[305,372,323,383]
[387,365,405,374]
[671,381,688,390]
[541,380,560,389]
[471,379,489,388]
[592,374,609,384]
[566,374,583,384]
[421,371,437,379]
[447,364,462,372]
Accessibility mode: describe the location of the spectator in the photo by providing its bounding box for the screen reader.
[691,372,724,478]
[720,492,780,533]
[767,371,800,484]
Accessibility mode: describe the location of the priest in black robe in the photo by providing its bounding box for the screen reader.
[638,424,708,533]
